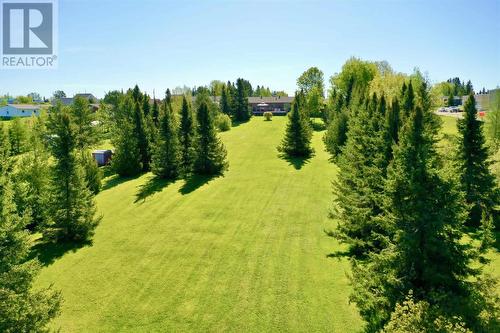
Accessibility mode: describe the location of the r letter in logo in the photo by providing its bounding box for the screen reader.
[1,0,58,69]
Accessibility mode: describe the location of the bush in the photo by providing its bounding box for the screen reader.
[310,117,326,131]
[215,113,231,132]
[263,111,273,121]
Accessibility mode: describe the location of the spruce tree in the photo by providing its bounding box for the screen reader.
[71,96,99,150]
[179,96,197,176]
[194,101,228,175]
[386,98,400,145]
[134,100,151,171]
[332,94,389,257]
[323,107,348,159]
[278,92,313,157]
[70,96,101,193]
[152,94,181,180]
[152,95,160,126]
[112,96,143,176]
[401,81,415,119]
[456,94,498,225]
[46,107,101,242]
[8,117,27,156]
[234,78,250,121]
[0,173,61,332]
[14,116,52,230]
[220,85,231,116]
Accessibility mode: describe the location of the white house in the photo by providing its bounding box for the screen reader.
[0,104,42,118]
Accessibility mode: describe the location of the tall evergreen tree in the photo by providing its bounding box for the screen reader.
[14,116,52,230]
[401,81,415,118]
[133,99,151,171]
[71,96,99,150]
[234,78,250,121]
[456,94,498,225]
[8,117,27,156]
[179,96,197,176]
[70,96,102,193]
[152,93,181,180]
[324,107,349,159]
[278,92,314,157]
[332,94,389,257]
[350,103,494,332]
[112,96,142,176]
[46,107,101,242]
[194,101,228,175]
[152,94,160,126]
[220,85,232,116]
[0,172,61,332]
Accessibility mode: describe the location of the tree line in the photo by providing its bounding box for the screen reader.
[319,58,498,332]
[107,86,228,180]
[0,96,104,331]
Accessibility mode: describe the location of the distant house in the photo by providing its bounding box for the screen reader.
[0,104,42,118]
[190,95,293,115]
[248,96,293,115]
[53,93,100,111]
[92,149,113,166]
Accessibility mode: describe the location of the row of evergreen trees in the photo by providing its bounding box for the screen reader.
[220,79,251,122]
[110,86,228,180]
[0,96,103,331]
[328,79,499,331]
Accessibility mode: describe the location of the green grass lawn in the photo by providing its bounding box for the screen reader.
[36,116,362,332]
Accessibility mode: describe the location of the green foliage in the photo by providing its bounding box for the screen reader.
[47,105,101,242]
[324,108,348,159]
[277,92,313,157]
[8,117,27,156]
[80,152,102,195]
[13,115,52,230]
[70,96,99,150]
[152,95,181,180]
[297,67,325,96]
[330,57,377,106]
[234,78,251,122]
[111,96,143,176]
[456,94,498,226]
[332,94,389,257]
[134,99,151,172]
[306,85,324,118]
[179,96,197,177]
[486,90,500,149]
[220,85,232,116]
[382,293,472,333]
[215,113,231,132]
[263,111,273,121]
[0,159,61,332]
[349,93,496,331]
[194,101,228,175]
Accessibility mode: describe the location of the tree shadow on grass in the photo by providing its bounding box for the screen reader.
[102,173,141,191]
[326,250,350,260]
[134,176,175,203]
[179,174,218,195]
[29,240,90,267]
[278,152,312,170]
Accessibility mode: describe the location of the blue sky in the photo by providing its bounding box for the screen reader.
[1,0,499,98]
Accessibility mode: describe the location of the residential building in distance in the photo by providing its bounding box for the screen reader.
[53,93,100,111]
[0,104,44,118]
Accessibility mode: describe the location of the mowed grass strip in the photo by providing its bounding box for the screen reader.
[36,116,361,332]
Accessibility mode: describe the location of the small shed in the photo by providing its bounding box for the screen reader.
[92,149,113,166]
